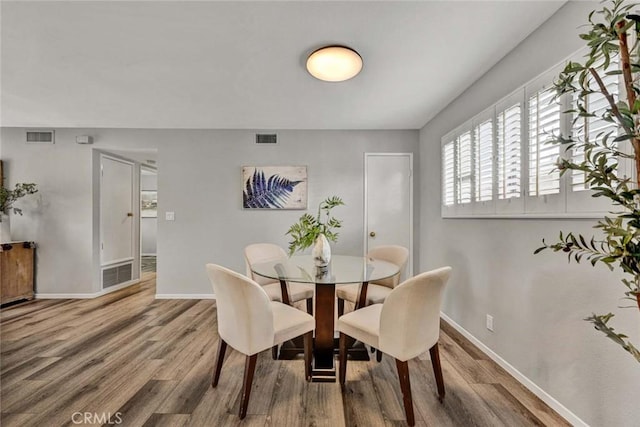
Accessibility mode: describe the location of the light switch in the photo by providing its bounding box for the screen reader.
[165,211,175,221]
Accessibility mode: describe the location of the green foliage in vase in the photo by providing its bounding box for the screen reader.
[535,0,640,362]
[286,196,345,256]
[0,183,38,219]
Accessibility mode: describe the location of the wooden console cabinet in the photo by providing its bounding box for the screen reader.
[0,242,35,305]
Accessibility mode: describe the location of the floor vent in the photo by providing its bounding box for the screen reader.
[256,133,277,144]
[26,130,55,144]
[102,262,133,288]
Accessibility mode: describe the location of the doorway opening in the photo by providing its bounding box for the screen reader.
[140,166,157,274]
[93,148,158,295]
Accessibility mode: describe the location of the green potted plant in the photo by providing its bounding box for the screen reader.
[286,195,345,266]
[0,183,38,242]
[535,0,640,362]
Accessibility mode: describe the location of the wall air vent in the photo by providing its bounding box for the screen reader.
[102,262,133,288]
[256,134,277,144]
[26,130,55,144]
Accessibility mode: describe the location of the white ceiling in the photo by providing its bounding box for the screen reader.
[1,1,565,130]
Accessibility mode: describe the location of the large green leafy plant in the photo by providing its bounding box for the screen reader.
[0,183,38,219]
[536,0,640,362]
[286,196,344,256]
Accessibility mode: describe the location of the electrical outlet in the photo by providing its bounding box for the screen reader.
[165,211,175,221]
[486,314,494,332]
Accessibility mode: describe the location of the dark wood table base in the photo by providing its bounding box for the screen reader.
[252,256,398,383]
[276,281,378,382]
[277,337,371,382]
[278,338,371,360]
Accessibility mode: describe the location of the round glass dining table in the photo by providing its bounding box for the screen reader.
[251,254,399,382]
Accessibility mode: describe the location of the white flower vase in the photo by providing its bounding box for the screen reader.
[0,213,11,243]
[312,233,331,267]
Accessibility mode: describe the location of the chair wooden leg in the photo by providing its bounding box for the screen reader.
[337,298,345,317]
[429,343,445,402]
[239,354,258,419]
[303,331,313,381]
[306,298,313,315]
[271,345,279,360]
[211,339,227,388]
[376,349,382,363]
[395,359,415,426]
[338,333,348,385]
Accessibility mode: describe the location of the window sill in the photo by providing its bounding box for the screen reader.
[441,212,609,220]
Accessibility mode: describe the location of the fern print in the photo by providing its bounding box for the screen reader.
[242,167,306,209]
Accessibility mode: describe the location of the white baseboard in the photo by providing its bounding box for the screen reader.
[155,293,216,300]
[440,312,588,427]
[36,279,139,299]
[36,293,99,299]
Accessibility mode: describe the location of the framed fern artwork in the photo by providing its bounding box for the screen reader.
[242,166,307,209]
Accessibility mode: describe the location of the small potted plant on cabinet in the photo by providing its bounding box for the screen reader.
[0,162,38,242]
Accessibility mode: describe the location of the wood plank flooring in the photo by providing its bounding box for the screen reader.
[0,273,570,427]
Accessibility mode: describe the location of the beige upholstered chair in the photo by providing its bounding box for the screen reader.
[206,264,314,420]
[244,243,314,314]
[336,245,409,316]
[337,266,451,427]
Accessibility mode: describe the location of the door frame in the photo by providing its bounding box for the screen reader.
[363,152,414,276]
[139,164,158,278]
[92,151,140,293]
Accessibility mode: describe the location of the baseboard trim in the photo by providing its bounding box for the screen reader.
[36,279,139,299]
[155,293,216,300]
[440,312,588,427]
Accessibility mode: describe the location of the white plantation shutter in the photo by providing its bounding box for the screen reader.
[456,132,472,204]
[441,47,614,218]
[443,141,455,206]
[572,64,619,191]
[529,87,561,196]
[497,103,521,199]
[474,119,493,202]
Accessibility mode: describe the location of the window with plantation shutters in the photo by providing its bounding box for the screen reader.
[571,65,619,192]
[474,119,493,202]
[441,46,615,218]
[497,104,521,199]
[528,87,561,196]
[442,141,455,206]
[457,132,472,204]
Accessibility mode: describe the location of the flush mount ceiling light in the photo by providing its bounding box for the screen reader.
[306,45,363,82]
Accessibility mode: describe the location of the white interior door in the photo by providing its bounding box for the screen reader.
[365,153,413,278]
[101,156,134,265]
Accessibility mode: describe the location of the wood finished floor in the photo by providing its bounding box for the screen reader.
[0,273,569,427]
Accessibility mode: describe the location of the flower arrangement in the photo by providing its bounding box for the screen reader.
[286,196,344,256]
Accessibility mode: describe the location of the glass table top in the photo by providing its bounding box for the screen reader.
[251,254,399,285]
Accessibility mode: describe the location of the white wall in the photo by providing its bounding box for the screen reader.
[2,128,418,296]
[156,130,419,296]
[141,172,157,255]
[420,2,639,426]
[2,131,95,294]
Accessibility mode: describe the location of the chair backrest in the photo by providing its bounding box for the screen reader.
[244,243,288,286]
[378,266,451,361]
[367,245,409,288]
[205,264,275,355]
